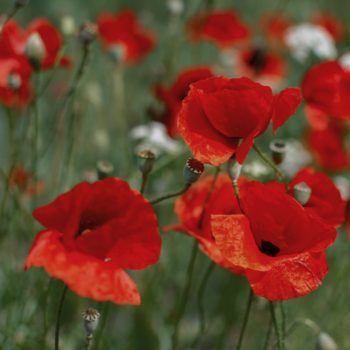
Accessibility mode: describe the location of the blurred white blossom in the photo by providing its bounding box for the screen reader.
[243,160,270,177]
[285,24,337,62]
[339,52,350,71]
[61,16,76,36]
[167,0,184,15]
[334,176,350,201]
[84,81,102,107]
[280,140,312,177]
[130,122,182,156]
[93,128,110,151]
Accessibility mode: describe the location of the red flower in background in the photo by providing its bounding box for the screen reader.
[313,12,345,42]
[0,19,68,70]
[307,123,349,171]
[97,10,155,64]
[25,178,161,305]
[188,10,250,48]
[212,181,336,300]
[154,66,213,137]
[178,76,301,165]
[289,167,346,227]
[0,56,32,107]
[165,174,244,272]
[235,47,286,86]
[302,61,350,128]
[260,13,292,46]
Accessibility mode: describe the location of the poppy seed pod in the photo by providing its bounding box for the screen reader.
[183,158,204,184]
[81,308,100,336]
[137,150,156,175]
[293,181,312,205]
[78,22,97,47]
[96,160,114,180]
[269,139,287,165]
[316,332,338,350]
[25,32,46,69]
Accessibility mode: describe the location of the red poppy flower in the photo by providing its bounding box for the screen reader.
[212,181,337,300]
[188,10,250,48]
[0,19,68,70]
[178,76,301,165]
[307,123,349,171]
[260,13,292,46]
[313,13,345,42]
[302,61,350,128]
[289,167,346,227]
[154,66,213,137]
[97,10,155,64]
[165,173,243,272]
[0,55,32,107]
[25,178,161,304]
[235,47,286,86]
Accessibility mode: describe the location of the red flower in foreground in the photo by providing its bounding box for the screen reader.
[178,76,301,165]
[97,10,155,64]
[235,47,286,86]
[212,181,336,300]
[0,19,68,70]
[165,174,243,271]
[188,10,250,48]
[302,61,350,128]
[289,167,346,227]
[313,13,345,42]
[0,55,32,107]
[25,178,161,304]
[307,123,349,171]
[154,66,213,137]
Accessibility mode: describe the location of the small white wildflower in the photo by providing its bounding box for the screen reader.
[339,52,350,71]
[61,16,76,36]
[334,176,350,201]
[243,160,270,177]
[285,23,337,62]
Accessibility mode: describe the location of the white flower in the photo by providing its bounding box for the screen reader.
[130,122,182,156]
[61,16,76,36]
[334,176,350,201]
[280,140,312,177]
[339,52,350,71]
[243,161,270,177]
[284,23,337,62]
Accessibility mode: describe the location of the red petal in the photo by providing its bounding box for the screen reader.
[271,87,302,133]
[24,230,140,304]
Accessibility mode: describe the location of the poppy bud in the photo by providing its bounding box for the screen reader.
[81,308,100,336]
[294,181,312,205]
[7,73,22,91]
[137,150,156,176]
[269,139,287,165]
[316,332,338,350]
[78,22,97,48]
[25,33,45,69]
[108,44,126,64]
[227,156,242,181]
[96,160,114,180]
[14,0,29,8]
[183,158,204,184]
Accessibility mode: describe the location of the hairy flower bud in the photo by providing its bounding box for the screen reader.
[25,32,45,69]
[183,158,204,184]
[316,332,338,350]
[294,181,312,205]
[227,156,242,181]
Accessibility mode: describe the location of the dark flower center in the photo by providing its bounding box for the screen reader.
[246,48,267,73]
[76,217,100,237]
[260,240,280,257]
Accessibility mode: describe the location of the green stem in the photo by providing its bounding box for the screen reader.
[252,144,284,181]
[0,6,19,38]
[269,301,284,350]
[171,241,198,350]
[150,184,191,205]
[85,335,93,350]
[263,315,273,350]
[280,302,286,344]
[55,285,68,350]
[140,172,149,195]
[92,302,110,350]
[235,288,254,350]
[190,262,215,348]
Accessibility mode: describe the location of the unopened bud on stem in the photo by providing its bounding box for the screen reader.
[96,160,114,180]
[78,22,97,48]
[25,32,45,70]
[227,156,242,181]
[316,332,338,350]
[81,308,100,336]
[137,150,156,176]
[294,182,312,205]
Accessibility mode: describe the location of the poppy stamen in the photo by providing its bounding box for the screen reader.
[260,240,280,256]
